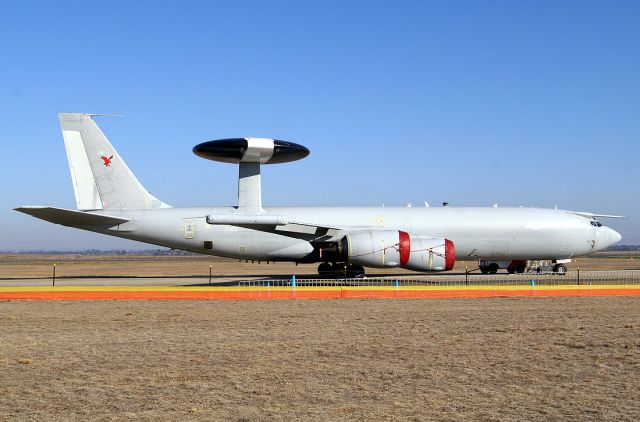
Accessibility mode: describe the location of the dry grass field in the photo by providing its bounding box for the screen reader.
[1,253,639,281]
[0,298,639,421]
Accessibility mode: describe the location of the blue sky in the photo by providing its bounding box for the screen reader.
[1,0,638,249]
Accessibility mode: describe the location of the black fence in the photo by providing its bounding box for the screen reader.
[237,270,640,287]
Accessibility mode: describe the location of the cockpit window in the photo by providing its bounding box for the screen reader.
[590,220,603,227]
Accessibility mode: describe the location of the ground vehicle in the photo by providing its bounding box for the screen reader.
[478,259,569,274]
[527,259,570,274]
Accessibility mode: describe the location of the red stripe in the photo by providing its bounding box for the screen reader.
[399,231,410,266]
[445,239,455,271]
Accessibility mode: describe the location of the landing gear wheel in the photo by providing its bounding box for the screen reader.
[346,265,365,279]
[318,262,334,277]
[488,263,499,274]
[554,264,567,275]
[334,263,347,277]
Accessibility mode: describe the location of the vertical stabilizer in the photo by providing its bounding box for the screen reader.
[59,113,170,210]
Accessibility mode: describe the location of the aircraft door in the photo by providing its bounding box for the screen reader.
[184,222,196,239]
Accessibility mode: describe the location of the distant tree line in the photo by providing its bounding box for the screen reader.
[1,249,201,256]
[605,245,640,252]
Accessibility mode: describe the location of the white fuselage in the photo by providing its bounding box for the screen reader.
[93,206,621,262]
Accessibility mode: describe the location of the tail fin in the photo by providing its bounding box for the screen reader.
[59,113,170,210]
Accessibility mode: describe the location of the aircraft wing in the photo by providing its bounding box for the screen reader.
[254,222,352,240]
[275,221,343,238]
[15,206,129,228]
[203,213,348,240]
[240,221,346,240]
[569,211,626,219]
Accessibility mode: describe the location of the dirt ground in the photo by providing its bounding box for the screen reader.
[1,297,638,421]
[1,253,639,280]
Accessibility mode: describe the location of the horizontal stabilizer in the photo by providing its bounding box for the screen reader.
[14,206,129,227]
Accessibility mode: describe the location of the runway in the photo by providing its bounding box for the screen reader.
[1,284,639,300]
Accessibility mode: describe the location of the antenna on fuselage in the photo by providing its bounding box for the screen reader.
[192,138,310,212]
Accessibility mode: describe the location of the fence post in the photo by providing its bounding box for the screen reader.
[577,267,580,286]
[209,264,212,286]
[52,263,56,287]
[465,266,468,286]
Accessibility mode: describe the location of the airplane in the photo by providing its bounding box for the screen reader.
[15,113,623,278]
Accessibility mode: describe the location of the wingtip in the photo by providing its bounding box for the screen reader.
[570,211,626,219]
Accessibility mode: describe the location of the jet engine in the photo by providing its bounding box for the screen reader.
[341,230,455,271]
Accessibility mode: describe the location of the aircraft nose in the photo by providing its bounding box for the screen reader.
[599,227,622,249]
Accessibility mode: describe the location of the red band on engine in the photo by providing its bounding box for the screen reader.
[444,239,455,271]
[399,231,410,266]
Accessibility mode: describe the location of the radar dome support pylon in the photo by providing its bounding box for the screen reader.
[238,161,262,212]
[192,137,310,212]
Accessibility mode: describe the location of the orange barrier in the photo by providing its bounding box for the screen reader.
[1,286,639,301]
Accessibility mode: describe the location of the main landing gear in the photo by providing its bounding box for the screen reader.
[317,262,365,278]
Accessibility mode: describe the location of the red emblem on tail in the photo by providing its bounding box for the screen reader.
[101,155,114,167]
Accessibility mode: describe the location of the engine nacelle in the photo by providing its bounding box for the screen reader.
[342,230,455,271]
[403,236,455,272]
[342,230,405,268]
